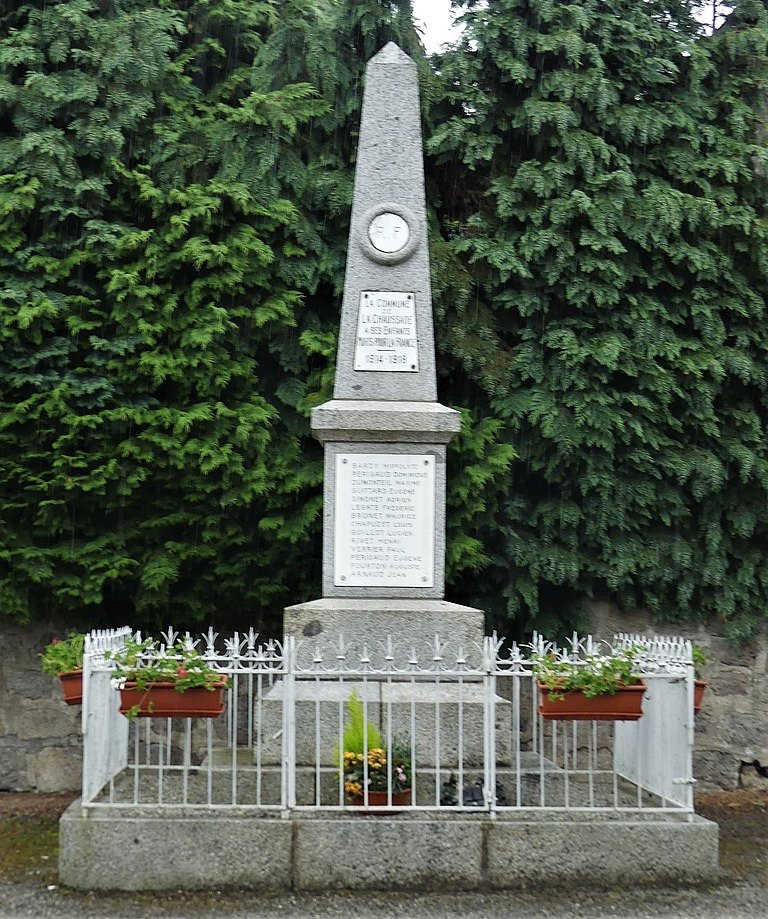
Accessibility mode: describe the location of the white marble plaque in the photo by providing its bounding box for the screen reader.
[353,291,419,372]
[368,212,410,253]
[334,453,434,587]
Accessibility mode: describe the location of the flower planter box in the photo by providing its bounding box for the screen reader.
[694,680,708,715]
[59,669,83,706]
[537,681,647,721]
[119,680,227,718]
[350,789,411,813]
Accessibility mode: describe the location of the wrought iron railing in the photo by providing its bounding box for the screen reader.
[80,628,697,814]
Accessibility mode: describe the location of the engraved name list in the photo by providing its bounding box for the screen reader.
[334,453,435,587]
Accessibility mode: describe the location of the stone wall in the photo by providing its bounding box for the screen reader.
[2,610,767,792]
[588,602,768,792]
[0,617,83,792]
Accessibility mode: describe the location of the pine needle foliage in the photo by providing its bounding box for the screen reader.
[430,0,768,638]
[2,0,768,640]
[333,689,383,764]
[0,0,327,629]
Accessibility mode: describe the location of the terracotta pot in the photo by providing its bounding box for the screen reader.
[119,680,227,718]
[537,681,647,721]
[351,789,411,813]
[694,679,708,715]
[59,669,83,705]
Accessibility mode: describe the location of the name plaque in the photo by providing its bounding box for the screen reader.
[353,291,419,372]
[334,453,435,588]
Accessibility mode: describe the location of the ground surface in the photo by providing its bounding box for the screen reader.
[0,790,765,918]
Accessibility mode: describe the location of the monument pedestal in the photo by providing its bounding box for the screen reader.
[255,597,509,770]
[256,677,511,769]
[284,598,484,656]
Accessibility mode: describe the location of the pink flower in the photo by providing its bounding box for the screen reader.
[177,667,187,678]
[51,638,60,645]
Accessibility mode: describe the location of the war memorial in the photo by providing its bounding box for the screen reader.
[59,44,718,892]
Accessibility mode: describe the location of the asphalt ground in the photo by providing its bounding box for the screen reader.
[0,790,765,918]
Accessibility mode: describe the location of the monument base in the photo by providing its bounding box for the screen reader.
[272,598,495,767]
[59,800,719,891]
[284,598,485,660]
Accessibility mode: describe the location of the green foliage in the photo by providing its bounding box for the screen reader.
[40,632,85,676]
[533,645,642,699]
[0,0,330,630]
[429,0,768,638]
[104,636,224,692]
[2,0,768,643]
[335,689,382,761]
[691,644,709,679]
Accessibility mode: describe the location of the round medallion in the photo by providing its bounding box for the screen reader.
[368,212,410,254]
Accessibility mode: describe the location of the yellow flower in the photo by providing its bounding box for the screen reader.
[344,781,362,798]
[368,748,386,769]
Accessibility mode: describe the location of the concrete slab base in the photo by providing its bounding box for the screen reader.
[59,800,719,892]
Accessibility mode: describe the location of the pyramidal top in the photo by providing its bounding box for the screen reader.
[370,41,415,65]
[331,41,436,402]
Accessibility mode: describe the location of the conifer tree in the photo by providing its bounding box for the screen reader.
[430,0,768,637]
[6,0,766,641]
[0,0,325,629]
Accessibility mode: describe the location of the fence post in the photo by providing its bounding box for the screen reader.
[482,636,497,816]
[281,636,297,812]
[81,640,94,801]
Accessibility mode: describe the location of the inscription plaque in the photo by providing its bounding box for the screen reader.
[334,453,435,587]
[353,291,419,372]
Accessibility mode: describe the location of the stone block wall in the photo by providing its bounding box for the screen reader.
[0,617,83,792]
[2,610,768,792]
[588,601,768,792]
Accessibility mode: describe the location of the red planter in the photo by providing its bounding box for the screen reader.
[694,680,708,715]
[351,789,411,813]
[119,681,227,718]
[537,681,647,721]
[59,669,83,706]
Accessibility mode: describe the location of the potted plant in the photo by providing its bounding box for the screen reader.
[692,645,709,715]
[41,633,86,705]
[533,644,647,721]
[339,691,412,810]
[105,636,228,719]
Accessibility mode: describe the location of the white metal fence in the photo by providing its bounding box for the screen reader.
[79,628,697,815]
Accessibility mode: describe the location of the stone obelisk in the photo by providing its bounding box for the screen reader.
[284,43,483,650]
